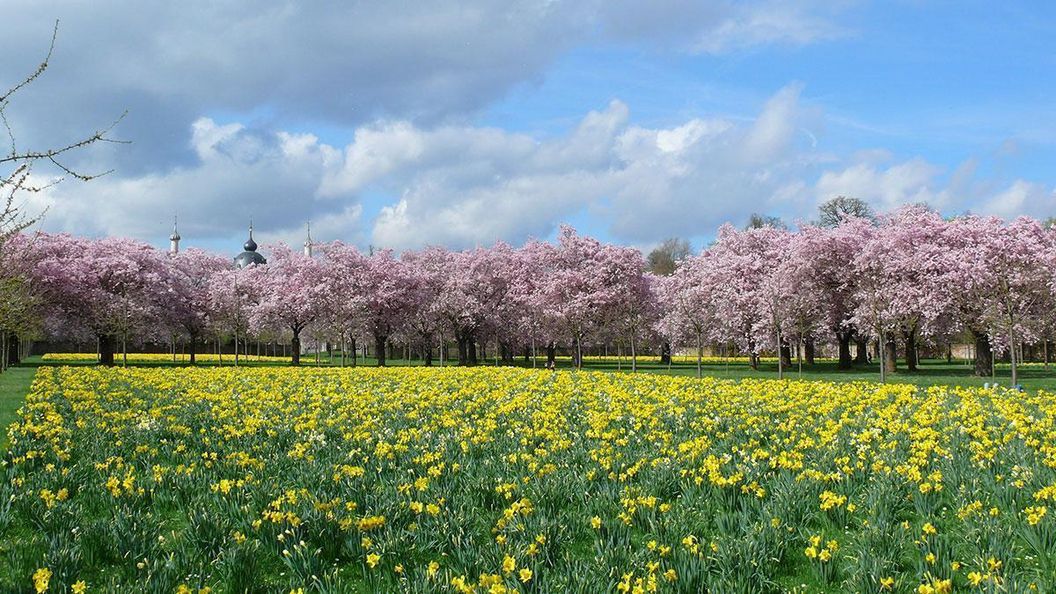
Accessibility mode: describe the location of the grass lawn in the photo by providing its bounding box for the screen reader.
[577,357,1056,391]
[0,366,36,451]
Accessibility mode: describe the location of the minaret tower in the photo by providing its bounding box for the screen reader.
[169,216,181,255]
[304,221,314,257]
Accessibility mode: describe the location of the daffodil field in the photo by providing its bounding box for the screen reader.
[40,354,294,364]
[3,367,1056,593]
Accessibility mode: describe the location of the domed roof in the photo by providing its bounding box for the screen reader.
[234,223,267,268]
[234,250,266,268]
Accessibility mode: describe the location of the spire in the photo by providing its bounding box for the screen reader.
[244,220,258,252]
[169,215,181,255]
[304,221,313,257]
[234,220,267,268]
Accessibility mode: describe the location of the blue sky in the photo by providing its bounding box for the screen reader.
[2,1,1054,254]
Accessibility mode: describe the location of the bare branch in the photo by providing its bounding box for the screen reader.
[49,156,115,181]
[0,109,130,167]
[0,18,125,265]
[0,20,128,183]
[0,106,16,157]
[0,20,58,105]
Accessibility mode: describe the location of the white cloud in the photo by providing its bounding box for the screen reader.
[690,0,850,54]
[32,117,341,243]
[0,0,854,180]
[742,83,806,162]
[813,158,946,211]
[979,180,1056,219]
[369,84,819,247]
[24,83,1056,252]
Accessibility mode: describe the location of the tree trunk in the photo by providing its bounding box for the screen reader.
[804,336,816,366]
[468,336,478,366]
[837,331,853,369]
[6,332,20,366]
[854,335,869,364]
[546,342,556,367]
[904,328,918,372]
[99,334,116,366]
[797,333,803,376]
[1010,338,1019,387]
[776,330,784,379]
[188,336,197,365]
[884,338,897,374]
[879,332,887,383]
[423,340,433,366]
[972,330,993,377]
[374,333,387,367]
[291,330,301,366]
[696,331,703,379]
[456,334,469,366]
[779,338,792,369]
[659,341,672,365]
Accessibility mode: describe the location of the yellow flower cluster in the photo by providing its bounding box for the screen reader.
[6,366,1056,592]
[41,352,291,362]
[803,534,839,563]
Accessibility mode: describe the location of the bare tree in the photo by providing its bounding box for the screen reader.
[646,237,690,364]
[745,213,787,230]
[0,21,126,371]
[646,238,691,276]
[1,21,125,231]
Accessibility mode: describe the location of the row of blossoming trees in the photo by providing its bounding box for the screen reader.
[1,205,1054,384]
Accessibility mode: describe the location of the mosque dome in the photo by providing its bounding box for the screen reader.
[234,223,267,268]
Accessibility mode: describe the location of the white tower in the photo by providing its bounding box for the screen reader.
[169,216,181,255]
[303,221,313,257]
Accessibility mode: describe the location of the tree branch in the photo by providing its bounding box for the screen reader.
[0,20,58,106]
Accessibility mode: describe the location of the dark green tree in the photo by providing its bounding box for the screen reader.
[817,196,874,227]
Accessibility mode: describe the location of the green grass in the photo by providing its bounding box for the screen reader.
[570,357,1056,391]
[0,366,36,451]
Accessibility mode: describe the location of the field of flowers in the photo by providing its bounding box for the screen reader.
[3,367,1055,593]
[40,353,293,363]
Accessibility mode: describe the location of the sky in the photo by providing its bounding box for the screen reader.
[3,1,1055,254]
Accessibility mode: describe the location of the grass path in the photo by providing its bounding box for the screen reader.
[0,366,35,452]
